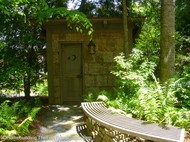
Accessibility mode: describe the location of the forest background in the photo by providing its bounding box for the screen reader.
[0,0,190,137]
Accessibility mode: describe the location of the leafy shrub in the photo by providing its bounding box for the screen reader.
[0,99,41,136]
[0,100,18,135]
[84,90,114,102]
[95,49,190,129]
[111,49,156,95]
[134,15,160,66]
[32,79,48,96]
[174,65,190,108]
[111,49,190,129]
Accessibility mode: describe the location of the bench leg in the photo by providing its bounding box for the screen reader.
[83,115,93,135]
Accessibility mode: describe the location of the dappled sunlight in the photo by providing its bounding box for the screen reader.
[31,105,88,141]
[57,106,70,111]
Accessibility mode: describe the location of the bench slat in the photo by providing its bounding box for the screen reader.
[81,102,185,142]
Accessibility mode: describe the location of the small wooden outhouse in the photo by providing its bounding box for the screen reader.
[44,18,138,104]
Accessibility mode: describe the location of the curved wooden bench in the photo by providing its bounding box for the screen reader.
[81,102,185,142]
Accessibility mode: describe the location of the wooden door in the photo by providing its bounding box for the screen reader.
[61,43,82,102]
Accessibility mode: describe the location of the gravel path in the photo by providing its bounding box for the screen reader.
[31,105,92,142]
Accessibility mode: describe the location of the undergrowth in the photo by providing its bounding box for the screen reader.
[85,49,190,130]
[0,99,41,136]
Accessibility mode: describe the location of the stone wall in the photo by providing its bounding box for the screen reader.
[44,19,134,104]
[84,31,123,93]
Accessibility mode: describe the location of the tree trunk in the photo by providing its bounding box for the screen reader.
[79,0,86,12]
[24,46,34,98]
[122,0,131,57]
[24,72,31,98]
[160,0,175,83]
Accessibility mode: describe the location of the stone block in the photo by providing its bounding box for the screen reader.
[113,32,121,38]
[87,63,104,74]
[95,53,104,63]
[52,41,59,51]
[53,77,60,87]
[66,33,84,41]
[52,41,59,63]
[52,52,59,63]
[59,33,66,40]
[53,63,60,75]
[96,75,108,87]
[53,86,61,103]
[107,75,116,86]
[85,75,96,87]
[116,39,123,51]
[103,52,114,62]
[52,34,59,40]
[97,40,107,51]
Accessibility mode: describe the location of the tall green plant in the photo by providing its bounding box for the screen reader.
[111,49,156,96]
[173,66,190,108]
[110,49,190,129]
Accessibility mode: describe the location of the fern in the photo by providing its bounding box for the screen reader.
[109,49,190,129]
[17,107,41,135]
[0,99,41,136]
[0,128,6,135]
[0,101,17,130]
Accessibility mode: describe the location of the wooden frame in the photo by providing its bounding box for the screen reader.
[59,41,84,103]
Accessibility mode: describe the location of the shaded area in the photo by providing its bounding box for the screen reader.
[76,124,92,142]
[31,104,92,142]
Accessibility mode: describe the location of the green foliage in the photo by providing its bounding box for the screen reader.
[135,18,160,64]
[0,0,94,97]
[134,1,160,65]
[175,33,190,108]
[176,33,190,55]
[36,7,93,38]
[174,66,190,108]
[0,0,47,97]
[111,49,156,95]
[96,0,121,17]
[0,44,46,96]
[84,90,115,102]
[87,49,190,129]
[17,107,41,135]
[0,101,18,134]
[176,0,190,36]
[110,49,190,129]
[130,0,160,17]
[83,0,190,130]
[0,99,41,136]
[32,79,48,96]
[0,61,27,93]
